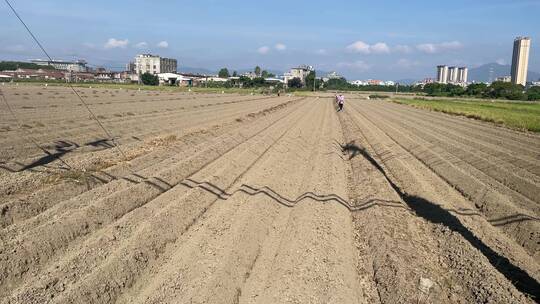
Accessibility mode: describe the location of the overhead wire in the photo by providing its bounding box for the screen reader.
[0,86,72,170]
[4,0,130,162]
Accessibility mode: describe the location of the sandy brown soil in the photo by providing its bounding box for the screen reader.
[0,85,538,303]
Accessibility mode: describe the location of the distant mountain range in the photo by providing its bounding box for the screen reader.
[468,63,540,83]
[179,66,216,75]
[236,68,284,76]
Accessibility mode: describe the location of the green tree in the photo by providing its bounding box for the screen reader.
[0,61,56,71]
[218,68,230,78]
[141,72,159,86]
[527,86,540,101]
[232,71,238,77]
[287,77,303,88]
[323,77,351,90]
[238,76,252,87]
[423,83,447,96]
[254,66,261,77]
[305,71,323,91]
[252,77,266,86]
[446,84,465,96]
[261,70,276,78]
[465,83,488,97]
[487,81,525,100]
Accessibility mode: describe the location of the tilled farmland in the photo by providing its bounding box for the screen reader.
[0,85,539,303]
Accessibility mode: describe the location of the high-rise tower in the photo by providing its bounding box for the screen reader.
[448,66,458,83]
[511,37,531,86]
[436,65,448,84]
[458,67,468,84]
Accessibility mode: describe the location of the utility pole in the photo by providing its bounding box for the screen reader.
[313,70,316,92]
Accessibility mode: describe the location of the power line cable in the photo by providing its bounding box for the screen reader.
[4,0,129,161]
[0,86,72,170]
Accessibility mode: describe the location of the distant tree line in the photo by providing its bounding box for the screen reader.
[237,76,278,88]
[211,66,280,89]
[0,61,56,71]
[424,82,540,101]
[218,66,276,79]
[321,77,422,93]
[320,77,540,101]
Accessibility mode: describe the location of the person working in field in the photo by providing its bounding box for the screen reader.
[337,94,345,112]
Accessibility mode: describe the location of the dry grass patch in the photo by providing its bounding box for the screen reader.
[149,134,177,147]
[44,160,115,185]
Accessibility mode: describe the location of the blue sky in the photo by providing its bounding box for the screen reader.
[1,0,539,80]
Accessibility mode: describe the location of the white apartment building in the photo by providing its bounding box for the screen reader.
[134,54,177,75]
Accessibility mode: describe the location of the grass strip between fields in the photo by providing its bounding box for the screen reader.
[391,98,540,133]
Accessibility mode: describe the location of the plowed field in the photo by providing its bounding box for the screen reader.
[1,86,539,303]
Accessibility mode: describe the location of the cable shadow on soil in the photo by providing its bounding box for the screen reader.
[339,140,540,299]
[179,179,407,214]
[338,140,539,226]
[488,214,540,227]
[0,138,116,173]
[0,140,78,172]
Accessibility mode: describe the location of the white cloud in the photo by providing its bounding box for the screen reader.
[370,42,390,54]
[440,41,463,49]
[346,41,390,54]
[275,43,286,51]
[346,41,371,54]
[416,44,437,54]
[135,42,148,49]
[104,38,129,49]
[416,41,463,54]
[496,58,506,65]
[337,60,371,71]
[394,45,412,53]
[396,58,419,68]
[156,41,169,48]
[257,46,270,54]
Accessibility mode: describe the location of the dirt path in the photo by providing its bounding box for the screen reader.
[0,88,538,303]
